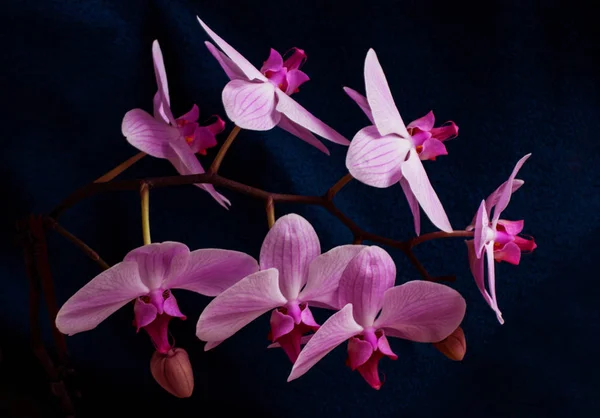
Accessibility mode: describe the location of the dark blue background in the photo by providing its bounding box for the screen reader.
[2,0,599,416]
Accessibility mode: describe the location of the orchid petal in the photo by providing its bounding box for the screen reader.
[168,140,231,208]
[497,219,525,236]
[196,268,286,342]
[123,242,190,290]
[374,281,466,343]
[283,48,307,70]
[270,310,296,341]
[346,337,374,369]
[364,49,409,138]
[473,200,489,258]
[492,154,531,224]
[494,241,522,265]
[466,240,494,308]
[407,111,435,131]
[268,335,312,349]
[466,179,524,231]
[285,70,310,95]
[401,148,452,232]
[343,87,375,124]
[299,244,366,309]
[260,48,284,73]
[338,246,396,327]
[260,214,321,301]
[288,304,363,382]
[133,298,158,330]
[197,17,265,82]
[56,262,149,335]
[163,292,186,318]
[275,90,350,146]
[400,177,421,236]
[277,115,330,155]
[346,126,410,188]
[430,121,459,141]
[165,249,258,296]
[222,79,280,130]
[122,109,180,158]
[485,242,504,324]
[410,130,432,147]
[204,41,247,80]
[419,138,448,161]
[204,340,223,351]
[188,126,218,154]
[179,104,199,123]
[151,40,176,125]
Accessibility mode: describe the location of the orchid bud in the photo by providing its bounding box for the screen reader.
[150,347,194,398]
[433,327,466,361]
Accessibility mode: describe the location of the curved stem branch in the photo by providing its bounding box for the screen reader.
[209,125,241,175]
[326,173,353,200]
[94,151,146,183]
[265,197,275,229]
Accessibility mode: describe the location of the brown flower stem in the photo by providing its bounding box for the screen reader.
[94,151,146,183]
[266,197,275,229]
[44,216,110,270]
[140,183,151,245]
[326,173,353,200]
[409,230,474,248]
[208,125,241,174]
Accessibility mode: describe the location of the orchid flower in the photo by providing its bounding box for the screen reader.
[465,154,537,324]
[122,40,230,208]
[344,49,454,234]
[56,242,258,354]
[196,214,365,362]
[288,246,466,389]
[196,17,350,155]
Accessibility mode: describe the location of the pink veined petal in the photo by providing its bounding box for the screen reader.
[260,48,284,73]
[485,242,504,324]
[346,126,411,188]
[260,214,321,301]
[197,17,266,82]
[474,200,489,258]
[222,79,280,131]
[122,109,180,158]
[466,179,525,231]
[363,49,409,138]
[270,310,296,341]
[268,334,312,349]
[165,249,259,297]
[497,219,525,236]
[407,111,435,131]
[343,87,375,125]
[401,148,452,232]
[162,292,186,318]
[275,90,350,146]
[133,298,158,330]
[56,262,149,335]
[400,177,421,236]
[419,138,448,161]
[204,340,224,351]
[288,304,364,382]
[204,41,247,80]
[299,244,366,309]
[346,337,374,369]
[494,241,522,265]
[374,281,466,343]
[338,246,396,327]
[285,69,310,95]
[151,40,176,125]
[465,240,494,308]
[179,104,200,123]
[153,92,170,124]
[277,114,330,155]
[492,154,531,225]
[168,140,231,208]
[123,242,190,290]
[196,268,286,342]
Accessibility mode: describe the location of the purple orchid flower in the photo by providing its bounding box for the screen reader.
[344,49,454,235]
[196,214,365,362]
[197,17,350,155]
[288,246,466,389]
[56,242,258,354]
[121,40,230,208]
[465,154,537,324]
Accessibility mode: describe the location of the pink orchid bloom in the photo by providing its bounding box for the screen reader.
[344,49,454,235]
[197,17,350,155]
[56,242,258,354]
[196,214,365,362]
[465,154,537,324]
[288,246,466,389]
[122,40,230,208]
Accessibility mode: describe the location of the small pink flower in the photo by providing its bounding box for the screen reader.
[122,41,229,208]
[344,49,454,235]
[197,17,349,155]
[465,154,537,324]
[288,246,466,389]
[196,214,365,362]
[56,242,258,353]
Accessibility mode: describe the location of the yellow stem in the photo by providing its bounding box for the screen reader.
[209,126,241,174]
[266,198,275,229]
[140,183,151,245]
[94,151,146,183]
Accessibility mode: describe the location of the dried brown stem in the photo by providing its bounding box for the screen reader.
[326,173,353,200]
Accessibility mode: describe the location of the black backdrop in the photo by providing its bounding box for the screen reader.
[2,1,599,417]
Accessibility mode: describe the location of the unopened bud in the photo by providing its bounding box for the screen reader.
[433,327,466,361]
[150,347,194,398]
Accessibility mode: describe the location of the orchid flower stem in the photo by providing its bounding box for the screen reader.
[266,197,275,228]
[326,173,353,200]
[140,183,151,245]
[94,151,146,183]
[209,125,241,175]
[409,230,474,248]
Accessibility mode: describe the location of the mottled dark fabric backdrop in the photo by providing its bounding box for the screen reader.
[2,0,599,417]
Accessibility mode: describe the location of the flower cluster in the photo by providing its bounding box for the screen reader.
[55,16,536,397]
